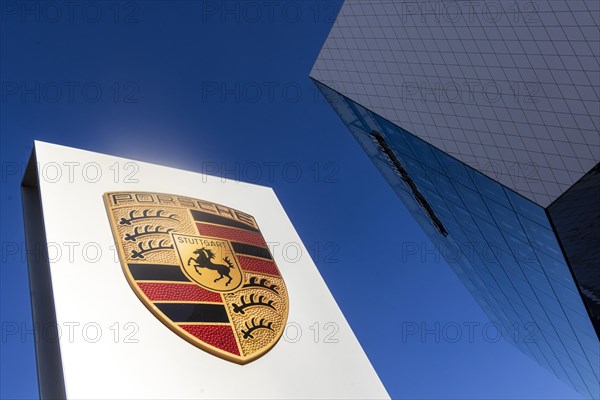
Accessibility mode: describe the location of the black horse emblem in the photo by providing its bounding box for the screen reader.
[187,247,235,286]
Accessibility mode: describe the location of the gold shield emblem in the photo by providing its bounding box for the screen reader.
[104,191,289,364]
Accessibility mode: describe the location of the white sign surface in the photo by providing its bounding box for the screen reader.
[24,141,389,399]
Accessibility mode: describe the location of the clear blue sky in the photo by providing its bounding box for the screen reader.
[0,1,584,399]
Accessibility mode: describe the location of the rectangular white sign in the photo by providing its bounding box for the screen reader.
[22,141,389,399]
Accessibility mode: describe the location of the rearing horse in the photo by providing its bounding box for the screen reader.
[187,247,235,286]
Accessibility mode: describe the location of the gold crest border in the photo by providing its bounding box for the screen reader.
[103,191,289,365]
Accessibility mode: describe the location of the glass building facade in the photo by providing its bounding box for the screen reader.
[310,1,599,397]
[314,81,599,397]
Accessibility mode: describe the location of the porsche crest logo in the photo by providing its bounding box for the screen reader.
[104,191,289,364]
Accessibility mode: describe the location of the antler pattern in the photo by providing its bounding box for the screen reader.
[124,225,175,242]
[232,294,275,315]
[119,209,179,226]
[130,239,173,259]
[241,318,274,339]
[242,277,279,294]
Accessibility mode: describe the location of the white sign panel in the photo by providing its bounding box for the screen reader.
[22,141,389,399]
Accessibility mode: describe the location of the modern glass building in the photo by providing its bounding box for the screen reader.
[310,1,599,398]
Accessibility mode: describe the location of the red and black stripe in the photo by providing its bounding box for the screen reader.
[191,210,259,232]
[129,262,241,354]
[192,212,281,277]
[129,263,189,282]
[155,303,229,323]
[129,263,230,323]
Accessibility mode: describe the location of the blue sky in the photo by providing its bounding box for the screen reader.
[0,1,584,398]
